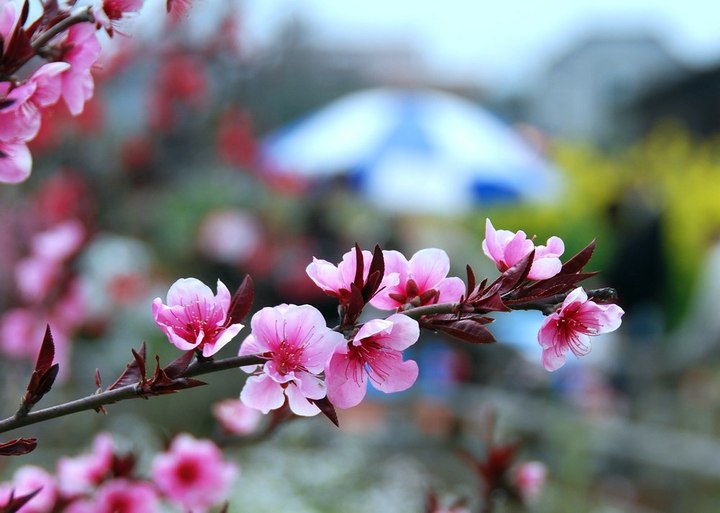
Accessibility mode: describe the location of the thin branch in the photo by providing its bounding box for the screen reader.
[31,7,95,52]
[508,287,618,314]
[0,353,265,435]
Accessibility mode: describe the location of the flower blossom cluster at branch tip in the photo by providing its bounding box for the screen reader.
[239,304,344,416]
[538,287,624,371]
[326,313,420,408]
[151,433,238,513]
[152,278,244,357]
[369,248,465,310]
[482,218,565,280]
[306,247,398,298]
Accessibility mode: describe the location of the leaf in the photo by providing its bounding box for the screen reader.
[0,438,37,457]
[146,356,205,395]
[311,397,339,427]
[35,325,55,373]
[466,264,476,296]
[352,243,364,289]
[361,245,384,301]
[561,239,596,274]
[342,282,365,328]
[426,318,496,344]
[19,326,58,413]
[499,250,534,293]
[227,275,254,325]
[108,342,147,390]
[0,488,42,513]
[162,350,195,379]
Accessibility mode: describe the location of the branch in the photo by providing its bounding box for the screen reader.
[0,353,265,435]
[400,302,460,319]
[508,287,618,315]
[31,7,95,52]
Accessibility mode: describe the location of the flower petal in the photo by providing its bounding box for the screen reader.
[284,383,321,416]
[240,374,285,414]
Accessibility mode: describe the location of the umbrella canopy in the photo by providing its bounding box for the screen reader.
[260,88,562,214]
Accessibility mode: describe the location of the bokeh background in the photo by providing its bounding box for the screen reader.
[3,0,720,511]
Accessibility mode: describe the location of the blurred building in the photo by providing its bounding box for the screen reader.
[522,30,685,145]
[632,62,720,138]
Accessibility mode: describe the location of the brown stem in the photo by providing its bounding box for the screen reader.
[0,353,264,435]
[508,287,618,315]
[31,7,96,52]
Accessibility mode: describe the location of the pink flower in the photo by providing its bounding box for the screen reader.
[11,465,58,513]
[482,219,565,280]
[0,308,41,359]
[369,249,465,310]
[93,479,159,513]
[57,434,115,496]
[60,23,101,115]
[0,140,31,183]
[31,219,85,262]
[513,461,547,502]
[0,63,70,143]
[213,398,262,435]
[151,434,237,513]
[152,278,244,357]
[538,287,624,371]
[239,304,344,416]
[326,313,420,409]
[306,246,399,299]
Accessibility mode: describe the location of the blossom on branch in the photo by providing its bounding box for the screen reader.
[59,23,102,116]
[370,248,465,310]
[239,304,344,416]
[152,278,244,357]
[151,434,238,513]
[538,287,624,371]
[326,313,420,409]
[482,218,565,280]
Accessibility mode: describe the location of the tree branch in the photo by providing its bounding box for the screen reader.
[0,353,265,435]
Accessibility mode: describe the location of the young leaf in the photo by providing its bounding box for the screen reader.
[352,243,364,289]
[162,350,195,379]
[311,397,339,427]
[227,275,254,325]
[426,318,496,344]
[108,342,147,390]
[560,239,596,274]
[0,438,37,457]
[0,488,42,513]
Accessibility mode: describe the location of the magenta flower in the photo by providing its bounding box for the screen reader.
[10,465,58,513]
[152,434,237,513]
[538,287,624,371]
[306,246,398,298]
[152,278,243,357]
[60,23,101,116]
[93,479,159,513]
[57,433,115,496]
[369,248,465,310]
[239,304,344,416]
[482,218,565,280]
[326,313,420,409]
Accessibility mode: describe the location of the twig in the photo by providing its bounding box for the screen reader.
[0,353,264,435]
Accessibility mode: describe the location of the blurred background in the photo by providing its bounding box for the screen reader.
[3,0,720,511]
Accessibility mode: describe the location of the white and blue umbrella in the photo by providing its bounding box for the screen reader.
[260,88,562,214]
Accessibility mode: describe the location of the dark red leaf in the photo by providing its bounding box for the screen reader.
[227,275,254,325]
[35,325,55,373]
[19,0,29,25]
[0,438,37,456]
[466,265,476,296]
[0,488,42,513]
[342,283,365,327]
[311,397,339,427]
[499,250,534,293]
[361,245,385,301]
[352,243,364,289]
[95,369,102,389]
[108,342,147,390]
[162,350,195,379]
[426,319,496,344]
[560,239,596,275]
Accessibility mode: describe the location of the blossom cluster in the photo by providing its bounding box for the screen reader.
[0,0,172,183]
[0,432,237,513]
[151,220,624,421]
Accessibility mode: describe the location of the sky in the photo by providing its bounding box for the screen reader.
[240,0,720,89]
